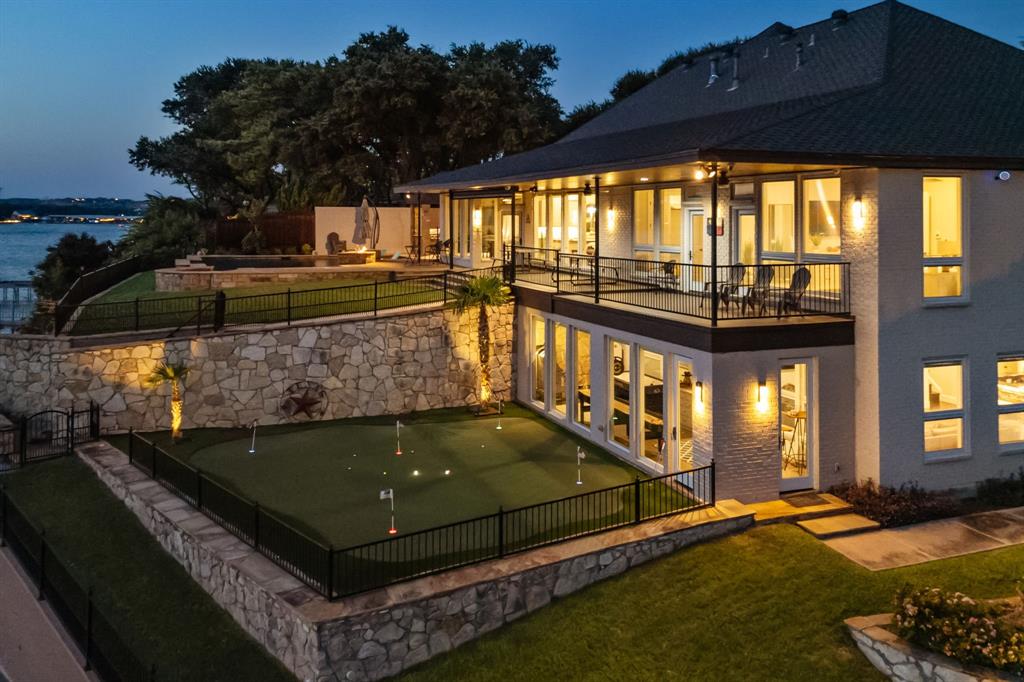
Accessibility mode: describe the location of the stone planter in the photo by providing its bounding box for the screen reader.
[845,613,1018,682]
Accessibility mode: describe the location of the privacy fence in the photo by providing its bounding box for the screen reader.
[125,430,714,599]
[63,267,499,337]
[0,404,100,472]
[0,486,156,681]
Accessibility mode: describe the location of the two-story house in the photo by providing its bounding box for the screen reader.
[398,0,1024,503]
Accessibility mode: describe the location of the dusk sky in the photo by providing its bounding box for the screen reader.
[1,0,1021,199]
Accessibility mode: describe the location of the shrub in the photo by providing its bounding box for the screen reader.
[894,585,1023,675]
[117,194,204,267]
[240,228,266,254]
[829,479,958,528]
[975,468,1024,508]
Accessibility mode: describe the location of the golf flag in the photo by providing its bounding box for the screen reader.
[577,446,586,461]
[380,488,393,501]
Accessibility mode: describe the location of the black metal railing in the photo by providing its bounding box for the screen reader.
[122,431,714,599]
[0,486,155,680]
[65,266,501,338]
[54,256,143,334]
[504,246,851,322]
[0,403,100,471]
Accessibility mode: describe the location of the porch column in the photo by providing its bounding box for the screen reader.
[593,175,601,304]
[447,191,454,270]
[709,162,719,327]
[509,191,517,283]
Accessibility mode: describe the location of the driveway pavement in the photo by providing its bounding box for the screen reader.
[0,548,90,682]
[824,506,1024,570]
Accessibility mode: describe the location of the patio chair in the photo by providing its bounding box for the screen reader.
[742,264,775,316]
[719,263,746,310]
[776,267,812,317]
[652,260,681,290]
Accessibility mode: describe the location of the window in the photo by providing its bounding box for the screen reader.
[640,349,664,467]
[802,178,841,256]
[659,189,682,248]
[997,357,1024,446]
[761,181,795,255]
[923,362,965,453]
[574,330,591,428]
[922,177,963,299]
[552,323,568,416]
[549,195,563,250]
[531,317,546,405]
[737,212,756,265]
[583,194,596,254]
[475,198,497,260]
[609,339,631,449]
[565,194,581,254]
[633,190,654,247]
[533,195,547,249]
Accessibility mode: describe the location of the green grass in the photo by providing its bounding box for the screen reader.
[107,406,663,548]
[71,271,442,335]
[398,524,1024,682]
[2,457,295,682]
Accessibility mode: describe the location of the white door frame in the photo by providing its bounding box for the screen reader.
[779,358,817,492]
[683,206,705,290]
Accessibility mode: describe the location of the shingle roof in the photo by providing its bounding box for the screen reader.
[401,1,1024,191]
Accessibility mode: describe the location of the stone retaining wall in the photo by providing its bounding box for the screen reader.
[78,441,753,681]
[0,304,513,432]
[155,267,385,292]
[845,613,1017,682]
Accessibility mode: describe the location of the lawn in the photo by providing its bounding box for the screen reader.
[2,457,295,682]
[70,270,444,335]
[108,405,657,548]
[398,524,1024,682]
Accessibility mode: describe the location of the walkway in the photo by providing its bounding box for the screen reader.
[0,548,91,682]
[824,506,1024,570]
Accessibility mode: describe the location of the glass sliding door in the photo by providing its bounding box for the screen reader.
[550,195,564,252]
[476,198,497,262]
[565,194,581,254]
[530,317,546,406]
[533,195,548,249]
[780,361,814,491]
[574,329,591,428]
[552,323,568,416]
[640,349,665,468]
[609,339,631,449]
[676,360,694,471]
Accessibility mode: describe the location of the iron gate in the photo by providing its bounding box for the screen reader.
[0,403,99,471]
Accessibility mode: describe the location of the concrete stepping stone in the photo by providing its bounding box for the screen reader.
[797,513,880,539]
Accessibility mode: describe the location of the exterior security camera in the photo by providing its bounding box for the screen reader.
[996,170,1011,181]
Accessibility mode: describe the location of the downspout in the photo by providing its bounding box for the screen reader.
[709,162,719,327]
[447,191,454,270]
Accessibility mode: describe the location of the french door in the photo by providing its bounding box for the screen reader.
[684,207,705,290]
[779,360,816,491]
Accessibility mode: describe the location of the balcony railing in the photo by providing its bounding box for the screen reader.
[504,245,850,322]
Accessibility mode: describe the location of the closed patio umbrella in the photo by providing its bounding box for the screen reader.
[352,196,369,248]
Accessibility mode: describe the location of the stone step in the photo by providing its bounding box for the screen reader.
[752,492,852,525]
[797,513,880,539]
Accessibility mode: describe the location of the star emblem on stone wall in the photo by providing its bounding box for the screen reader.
[280,382,327,420]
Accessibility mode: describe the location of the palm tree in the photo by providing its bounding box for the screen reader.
[146,362,191,440]
[453,275,511,409]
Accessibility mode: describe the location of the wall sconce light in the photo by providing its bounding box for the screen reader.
[756,380,769,413]
[472,208,482,229]
[852,198,866,231]
[695,381,705,414]
[693,168,706,181]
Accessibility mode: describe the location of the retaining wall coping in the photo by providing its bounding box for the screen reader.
[845,613,1018,682]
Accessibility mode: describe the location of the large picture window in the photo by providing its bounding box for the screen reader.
[574,330,591,428]
[922,177,963,299]
[923,361,965,454]
[761,180,795,255]
[802,178,841,256]
[633,190,654,248]
[533,195,548,249]
[531,317,546,405]
[997,357,1024,447]
[609,339,631,449]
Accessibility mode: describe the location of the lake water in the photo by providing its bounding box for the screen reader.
[0,222,129,281]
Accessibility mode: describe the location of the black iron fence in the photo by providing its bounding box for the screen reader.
[0,404,100,472]
[124,430,714,599]
[0,486,155,680]
[65,267,501,338]
[506,246,850,322]
[54,256,143,334]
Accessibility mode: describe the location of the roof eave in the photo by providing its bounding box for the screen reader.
[706,148,1024,170]
[396,148,702,193]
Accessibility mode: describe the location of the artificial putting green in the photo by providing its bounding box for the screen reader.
[112,406,652,548]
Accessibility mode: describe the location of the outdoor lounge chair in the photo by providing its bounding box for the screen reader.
[700,262,747,313]
[776,266,812,317]
[742,264,775,316]
[651,259,681,290]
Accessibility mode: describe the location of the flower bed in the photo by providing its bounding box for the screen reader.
[893,586,1023,676]
[829,479,959,528]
